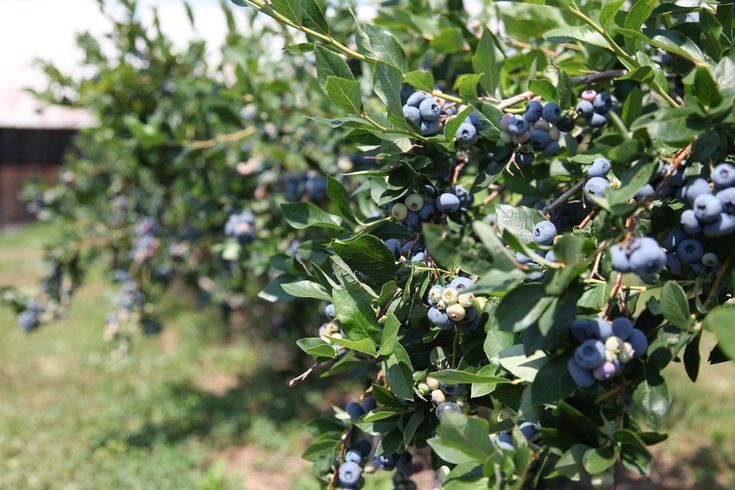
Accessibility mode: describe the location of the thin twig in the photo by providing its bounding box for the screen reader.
[544,180,585,214]
[288,361,323,387]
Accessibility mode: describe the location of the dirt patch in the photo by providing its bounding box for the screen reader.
[195,371,240,396]
[216,445,311,489]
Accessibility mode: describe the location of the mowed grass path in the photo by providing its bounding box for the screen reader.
[0,224,733,489]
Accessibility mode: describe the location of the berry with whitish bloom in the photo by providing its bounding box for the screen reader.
[585,177,610,198]
[588,157,611,178]
[428,307,453,329]
[543,141,561,156]
[525,100,543,122]
[402,105,421,125]
[18,310,39,332]
[576,100,594,118]
[455,122,478,146]
[629,237,666,275]
[519,422,538,441]
[506,115,529,135]
[385,238,401,258]
[516,251,533,265]
[431,389,446,404]
[405,193,424,212]
[442,287,459,304]
[627,328,648,358]
[545,250,557,262]
[703,212,735,237]
[446,303,466,321]
[610,245,631,272]
[532,220,557,246]
[436,402,462,420]
[496,432,515,451]
[677,239,704,263]
[499,113,513,131]
[391,203,408,220]
[593,361,618,380]
[542,102,562,123]
[345,402,365,421]
[716,187,735,215]
[354,438,372,457]
[682,178,712,204]
[420,119,441,135]
[593,92,612,113]
[325,303,336,320]
[681,209,701,234]
[406,91,430,107]
[711,162,735,188]
[436,193,461,213]
[581,89,597,101]
[418,200,435,220]
[458,292,474,308]
[345,450,363,465]
[611,317,633,340]
[589,112,607,128]
[693,194,723,222]
[419,98,441,121]
[571,319,591,342]
[575,339,606,369]
[468,111,482,127]
[636,183,655,199]
[529,128,551,150]
[568,358,595,388]
[587,317,613,340]
[428,285,444,305]
[339,462,362,486]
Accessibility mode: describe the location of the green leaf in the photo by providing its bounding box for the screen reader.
[423,225,494,276]
[634,379,671,425]
[660,281,690,330]
[378,313,400,356]
[315,45,353,88]
[301,0,329,35]
[630,106,701,146]
[383,343,414,401]
[693,67,723,108]
[428,412,494,464]
[472,221,517,272]
[332,286,382,344]
[324,335,377,356]
[496,284,551,332]
[495,204,547,244]
[270,0,302,25]
[332,234,398,281]
[281,202,343,230]
[543,26,610,51]
[403,70,434,92]
[472,28,501,96]
[553,444,591,481]
[624,0,657,37]
[373,62,403,115]
[471,364,506,398]
[702,305,735,360]
[296,338,338,359]
[617,28,707,65]
[280,280,332,301]
[529,79,558,102]
[356,24,407,72]
[583,446,618,475]
[498,344,547,382]
[430,369,511,385]
[325,76,362,114]
[326,175,356,223]
[600,0,625,28]
[557,70,572,109]
[484,328,515,363]
[530,356,577,405]
[431,27,468,54]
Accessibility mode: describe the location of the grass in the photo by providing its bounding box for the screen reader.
[0,223,733,489]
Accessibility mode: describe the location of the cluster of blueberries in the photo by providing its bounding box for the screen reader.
[567,317,648,388]
[610,237,666,276]
[494,421,539,451]
[224,209,256,244]
[662,229,717,275]
[388,185,473,231]
[17,300,45,332]
[679,162,735,237]
[129,218,159,263]
[319,302,346,356]
[575,89,613,129]
[401,91,449,136]
[284,171,327,202]
[455,111,483,147]
[516,220,558,280]
[425,277,487,334]
[416,376,466,412]
[499,101,568,162]
[584,157,613,199]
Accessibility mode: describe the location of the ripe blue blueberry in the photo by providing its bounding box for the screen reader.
[418,200,435,221]
[567,358,595,388]
[587,318,613,340]
[419,98,441,121]
[516,251,533,265]
[468,111,482,128]
[588,157,611,178]
[588,112,607,128]
[627,328,648,358]
[676,239,704,263]
[611,317,633,340]
[449,277,473,291]
[325,303,336,320]
[703,212,735,237]
[533,220,557,246]
[338,461,362,486]
[542,102,562,123]
[543,141,561,156]
[435,193,461,213]
[556,115,575,132]
[402,105,421,125]
[385,238,401,258]
[524,101,543,122]
[629,237,666,275]
[545,249,557,262]
[507,115,529,135]
[497,432,515,451]
[576,100,594,118]
[519,422,538,441]
[680,209,701,234]
[570,319,591,342]
[516,152,535,167]
[436,402,462,420]
[693,194,723,222]
[716,187,735,214]
[428,307,453,329]
[529,128,551,150]
[362,395,377,412]
[420,120,440,136]
[345,402,365,421]
[711,162,735,188]
[354,439,372,457]
[405,212,420,230]
[592,92,612,113]
[667,252,683,275]
[574,339,606,369]
[636,184,655,199]
[663,229,687,252]
[345,450,363,464]
[406,91,430,107]
[682,178,711,204]
[455,122,478,146]
[585,177,610,198]
[440,382,463,396]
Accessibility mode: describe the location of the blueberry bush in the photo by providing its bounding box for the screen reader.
[224,0,735,488]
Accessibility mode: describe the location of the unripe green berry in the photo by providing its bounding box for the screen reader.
[442,287,459,305]
[618,342,634,363]
[590,470,615,489]
[428,285,444,304]
[458,292,475,307]
[431,389,446,404]
[391,203,408,220]
[702,252,719,267]
[446,303,466,321]
[605,336,623,354]
[426,376,440,390]
[472,296,488,312]
[418,382,431,395]
[405,193,424,212]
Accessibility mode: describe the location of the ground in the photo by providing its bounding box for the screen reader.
[0,223,733,489]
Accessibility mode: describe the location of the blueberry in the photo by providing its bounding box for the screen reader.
[419,98,441,121]
[507,115,529,135]
[680,209,701,234]
[497,432,515,451]
[570,319,591,342]
[716,187,735,214]
[585,177,610,198]
[545,249,557,262]
[325,303,336,320]
[524,101,544,122]
[629,237,666,275]
[711,162,735,188]
[516,251,533,265]
[418,200,435,221]
[402,105,421,125]
[588,157,611,178]
[440,382,462,396]
[542,102,562,123]
[693,194,723,222]
[556,115,575,132]
[663,229,687,252]
[455,122,478,146]
[567,358,595,388]
[468,111,482,128]
[435,193,461,213]
[420,119,440,135]
[576,100,594,118]
[338,461,362,485]
[354,439,372,457]
[346,401,365,421]
[499,113,513,131]
[588,112,607,128]
[636,183,655,199]
[543,141,561,156]
[529,128,551,149]
[667,252,683,275]
[592,92,612,113]
[702,212,735,237]
[611,317,634,340]
[587,318,613,340]
[533,220,557,246]
[436,402,462,420]
[581,89,597,102]
[448,277,473,291]
[345,450,363,464]
[627,328,648,358]
[592,361,618,381]
[676,239,704,263]
[428,307,453,329]
[517,152,535,167]
[385,238,401,258]
[18,310,39,332]
[682,178,711,204]
[575,339,606,370]
[406,91,430,107]
[373,454,398,471]
[519,422,538,441]
[486,213,497,224]
[405,212,420,229]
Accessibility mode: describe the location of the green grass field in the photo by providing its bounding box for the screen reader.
[0,223,733,489]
